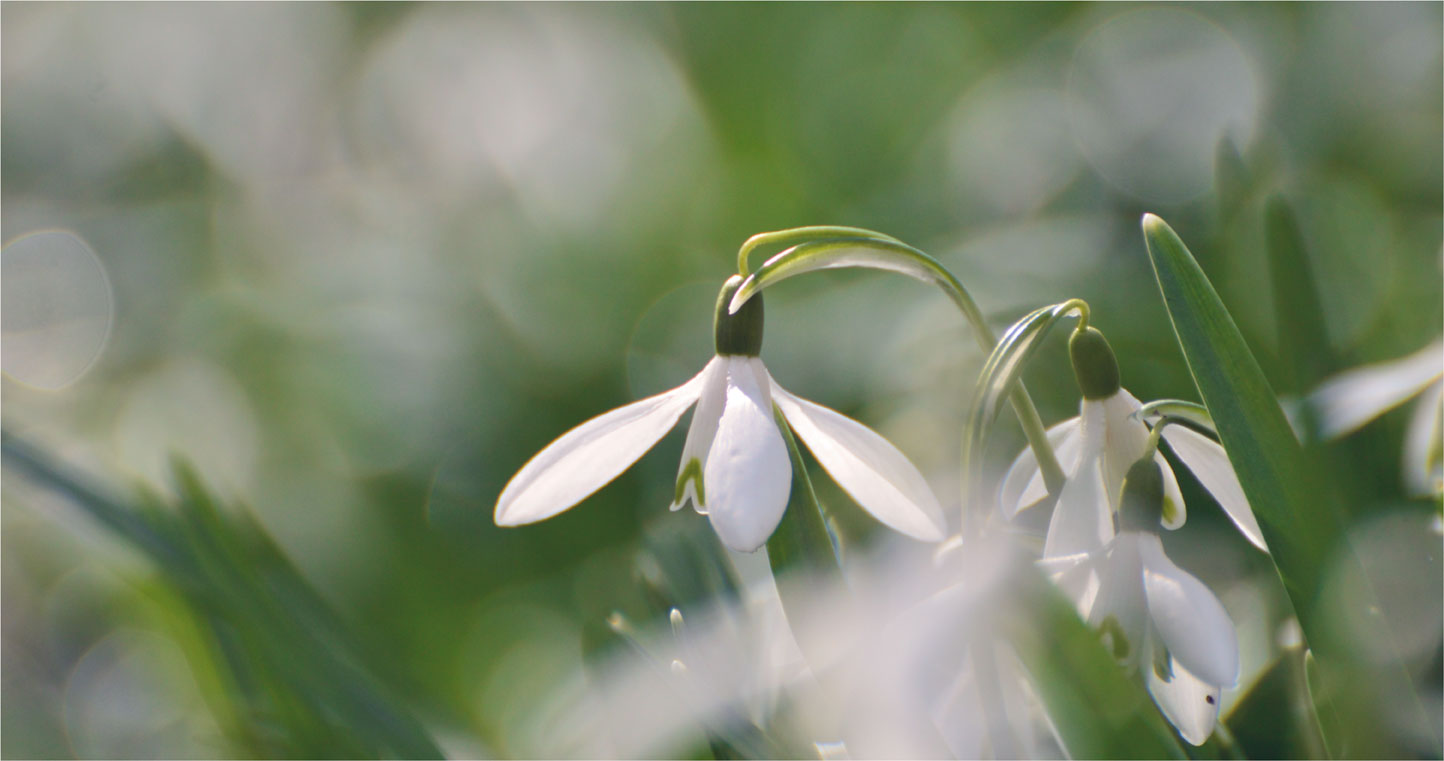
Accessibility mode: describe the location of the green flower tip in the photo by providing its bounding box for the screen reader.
[1069,326,1121,400]
[1118,457,1165,532]
[714,275,764,356]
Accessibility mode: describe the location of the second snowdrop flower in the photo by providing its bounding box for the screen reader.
[1046,458,1240,746]
[1001,326,1266,556]
[495,275,946,552]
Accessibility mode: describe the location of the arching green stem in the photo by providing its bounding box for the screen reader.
[732,232,1069,500]
[960,299,1089,535]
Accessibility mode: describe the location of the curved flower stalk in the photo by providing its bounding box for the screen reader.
[1044,459,1240,746]
[729,228,1069,498]
[1002,325,1266,554]
[494,275,946,552]
[1307,339,1443,496]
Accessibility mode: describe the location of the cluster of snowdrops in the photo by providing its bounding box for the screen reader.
[492,219,1441,758]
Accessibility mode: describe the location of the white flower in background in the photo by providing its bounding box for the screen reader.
[1308,340,1443,496]
[1045,459,1239,746]
[1001,327,1265,556]
[494,276,946,552]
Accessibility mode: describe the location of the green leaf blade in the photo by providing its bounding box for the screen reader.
[1141,213,1334,609]
[1141,213,1438,758]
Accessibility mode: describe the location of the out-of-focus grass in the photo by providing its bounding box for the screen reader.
[3,3,1439,757]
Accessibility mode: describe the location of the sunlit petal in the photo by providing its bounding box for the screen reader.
[704,358,791,552]
[1042,442,1113,558]
[672,357,728,513]
[772,380,946,542]
[1156,453,1186,530]
[495,368,706,526]
[1144,629,1222,746]
[1139,534,1238,688]
[999,417,1083,518]
[1086,534,1147,662]
[1310,340,1444,438]
[1099,389,1150,510]
[1161,426,1265,551]
[1403,382,1443,496]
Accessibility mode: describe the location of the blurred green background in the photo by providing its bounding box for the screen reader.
[3,3,1440,757]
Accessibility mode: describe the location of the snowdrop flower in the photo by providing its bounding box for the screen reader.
[1309,340,1443,496]
[494,275,946,552]
[1046,458,1239,746]
[1000,327,1265,555]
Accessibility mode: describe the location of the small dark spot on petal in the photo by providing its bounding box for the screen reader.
[1205,695,1216,705]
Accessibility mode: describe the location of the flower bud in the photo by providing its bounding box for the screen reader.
[714,275,765,356]
[1069,326,1121,400]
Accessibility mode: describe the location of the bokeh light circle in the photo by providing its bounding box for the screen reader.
[1067,8,1261,203]
[2,230,115,389]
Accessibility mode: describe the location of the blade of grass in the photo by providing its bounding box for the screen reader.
[1141,213,1436,758]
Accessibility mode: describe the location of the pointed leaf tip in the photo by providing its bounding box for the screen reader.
[1141,213,1168,237]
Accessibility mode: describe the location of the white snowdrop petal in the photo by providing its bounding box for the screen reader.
[1042,446,1113,558]
[1139,534,1239,688]
[1403,382,1443,496]
[1145,631,1222,746]
[704,359,792,552]
[1310,341,1444,438]
[672,357,729,513]
[1086,534,1148,661]
[1156,452,1187,530]
[1099,390,1151,510]
[1161,426,1266,551]
[495,368,706,526]
[772,379,946,542]
[999,417,1084,519]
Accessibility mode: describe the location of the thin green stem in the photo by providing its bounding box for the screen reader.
[926,269,1068,500]
[736,226,904,276]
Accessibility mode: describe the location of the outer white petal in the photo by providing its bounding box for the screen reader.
[1403,381,1443,496]
[1310,340,1444,438]
[1138,533,1238,688]
[495,367,706,526]
[1161,426,1266,551]
[1042,446,1113,558]
[772,380,946,542]
[704,358,792,552]
[1087,534,1147,663]
[998,417,1084,519]
[671,357,728,513]
[1144,629,1222,746]
[1156,452,1186,531]
[1099,389,1151,511]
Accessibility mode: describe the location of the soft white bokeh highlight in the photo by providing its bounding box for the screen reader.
[2,230,115,390]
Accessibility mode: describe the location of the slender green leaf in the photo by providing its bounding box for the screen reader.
[2,433,447,759]
[1141,213,1437,758]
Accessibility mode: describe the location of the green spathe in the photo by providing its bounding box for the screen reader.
[714,275,764,356]
[1070,327,1121,400]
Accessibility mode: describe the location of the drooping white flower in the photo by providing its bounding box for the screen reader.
[1044,459,1240,746]
[494,275,946,552]
[1000,327,1265,555]
[1309,340,1443,496]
